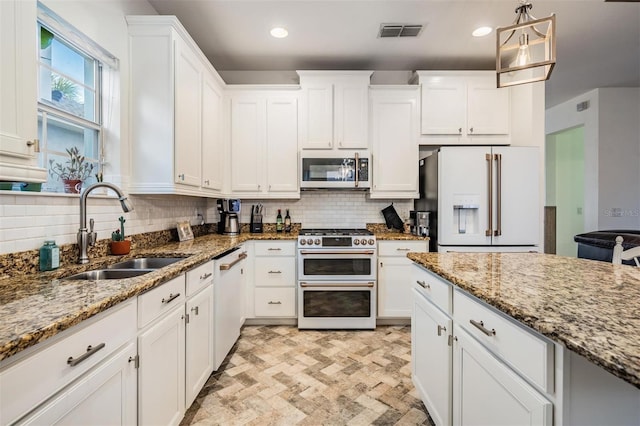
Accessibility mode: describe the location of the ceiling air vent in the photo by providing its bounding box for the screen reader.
[378,24,423,38]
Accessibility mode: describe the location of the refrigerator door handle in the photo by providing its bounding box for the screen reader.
[485,153,493,237]
[495,153,502,236]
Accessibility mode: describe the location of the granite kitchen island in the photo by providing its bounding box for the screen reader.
[408,251,640,426]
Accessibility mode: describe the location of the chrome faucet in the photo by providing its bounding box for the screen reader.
[78,182,134,264]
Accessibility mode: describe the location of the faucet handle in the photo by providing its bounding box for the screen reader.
[89,218,97,246]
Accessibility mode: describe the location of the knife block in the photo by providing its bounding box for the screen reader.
[250,214,263,233]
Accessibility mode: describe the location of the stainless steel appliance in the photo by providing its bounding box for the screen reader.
[216,199,241,235]
[300,151,370,189]
[409,211,430,237]
[297,228,377,329]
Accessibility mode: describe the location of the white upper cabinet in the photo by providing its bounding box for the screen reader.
[127,16,225,197]
[418,71,510,145]
[0,0,47,182]
[298,71,372,150]
[229,88,300,198]
[369,86,420,198]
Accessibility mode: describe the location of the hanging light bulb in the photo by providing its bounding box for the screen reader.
[496,1,556,88]
[514,33,531,66]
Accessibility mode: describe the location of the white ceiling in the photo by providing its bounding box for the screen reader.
[147,0,640,108]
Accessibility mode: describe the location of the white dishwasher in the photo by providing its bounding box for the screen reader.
[213,246,246,370]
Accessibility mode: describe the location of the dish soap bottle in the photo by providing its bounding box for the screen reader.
[276,209,283,233]
[284,209,291,233]
[39,240,60,271]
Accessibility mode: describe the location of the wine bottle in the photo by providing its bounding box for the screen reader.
[284,209,291,233]
[276,209,283,233]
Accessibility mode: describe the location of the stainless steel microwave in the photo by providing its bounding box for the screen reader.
[300,152,370,189]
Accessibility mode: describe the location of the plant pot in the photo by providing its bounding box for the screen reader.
[110,240,131,255]
[51,90,62,102]
[63,179,82,194]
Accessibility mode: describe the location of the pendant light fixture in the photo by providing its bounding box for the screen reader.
[496,1,556,88]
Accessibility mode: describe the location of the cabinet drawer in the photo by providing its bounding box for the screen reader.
[138,275,186,328]
[254,288,296,317]
[454,290,554,393]
[0,301,137,425]
[254,241,295,257]
[186,261,214,296]
[378,241,428,257]
[412,264,452,314]
[254,257,296,287]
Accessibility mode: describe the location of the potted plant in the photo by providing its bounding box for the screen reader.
[48,147,94,193]
[110,216,131,255]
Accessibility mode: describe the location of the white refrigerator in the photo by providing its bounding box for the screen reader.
[417,146,540,252]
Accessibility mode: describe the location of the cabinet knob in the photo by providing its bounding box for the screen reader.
[178,174,185,181]
[26,139,40,152]
[328,142,331,147]
[469,127,474,133]
[204,179,210,185]
[458,128,462,134]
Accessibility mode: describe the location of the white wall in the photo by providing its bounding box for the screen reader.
[546,88,640,231]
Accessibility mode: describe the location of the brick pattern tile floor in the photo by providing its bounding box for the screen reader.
[181,325,434,426]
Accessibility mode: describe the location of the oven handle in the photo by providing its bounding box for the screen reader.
[298,250,375,256]
[299,282,375,288]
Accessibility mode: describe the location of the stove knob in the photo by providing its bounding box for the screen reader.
[354,239,360,245]
[299,239,306,245]
[306,238,314,245]
[314,239,321,245]
[368,239,375,246]
[360,238,367,245]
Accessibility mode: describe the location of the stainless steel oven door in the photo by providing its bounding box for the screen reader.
[297,281,376,329]
[297,249,376,281]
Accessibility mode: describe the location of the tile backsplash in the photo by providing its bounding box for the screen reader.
[0,191,412,255]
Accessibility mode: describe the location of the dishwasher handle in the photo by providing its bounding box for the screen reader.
[219,251,247,271]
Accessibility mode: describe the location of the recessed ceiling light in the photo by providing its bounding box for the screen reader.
[472,26,493,37]
[270,27,288,38]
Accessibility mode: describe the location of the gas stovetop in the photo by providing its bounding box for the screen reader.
[299,228,373,237]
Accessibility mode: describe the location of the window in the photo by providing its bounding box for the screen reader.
[36,4,118,194]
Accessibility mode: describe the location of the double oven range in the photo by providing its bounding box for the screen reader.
[297,228,377,329]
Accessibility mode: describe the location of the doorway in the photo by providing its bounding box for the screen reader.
[546,126,585,257]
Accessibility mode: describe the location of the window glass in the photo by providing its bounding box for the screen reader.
[37,23,101,193]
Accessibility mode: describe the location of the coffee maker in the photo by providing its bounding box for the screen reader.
[409,211,430,238]
[217,199,241,235]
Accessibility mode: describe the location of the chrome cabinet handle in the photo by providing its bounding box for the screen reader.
[470,319,496,336]
[268,301,282,305]
[199,272,213,280]
[268,270,282,274]
[67,343,105,367]
[191,306,199,315]
[268,248,282,251]
[437,325,447,336]
[220,252,248,270]
[416,280,430,289]
[396,248,411,251]
[162,293,180,304]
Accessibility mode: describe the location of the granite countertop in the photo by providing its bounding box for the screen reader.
[407,252,640,389]
[0,229,420,363]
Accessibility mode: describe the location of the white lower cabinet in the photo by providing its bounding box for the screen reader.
[412,287,452,426]
[251,241,297,319]
[377,241,428,318]
[19,342,137,425]
[138,304,186,426]
[453,325,552,426]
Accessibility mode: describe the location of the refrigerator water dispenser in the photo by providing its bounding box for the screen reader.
[453,195,479,234]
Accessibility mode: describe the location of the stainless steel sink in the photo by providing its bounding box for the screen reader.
[64,269,155,280]
[107,257,185,270]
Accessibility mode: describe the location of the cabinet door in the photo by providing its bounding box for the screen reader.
[467,77,510,135]
[201,72,223,192]
[378,256,414,317]
[0,0,46,182]
[174,37,202,187]
[453,326,552,426]
[20,343,137,426]
[266,97,299,193]
[412,288,452,426]
[138,305,185,426]
[335,83,368,149]
[185,285,214,407]
[421,77,466,135]
[370,89,419,197]
[230,97,264,192]
[300,83,333,149]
